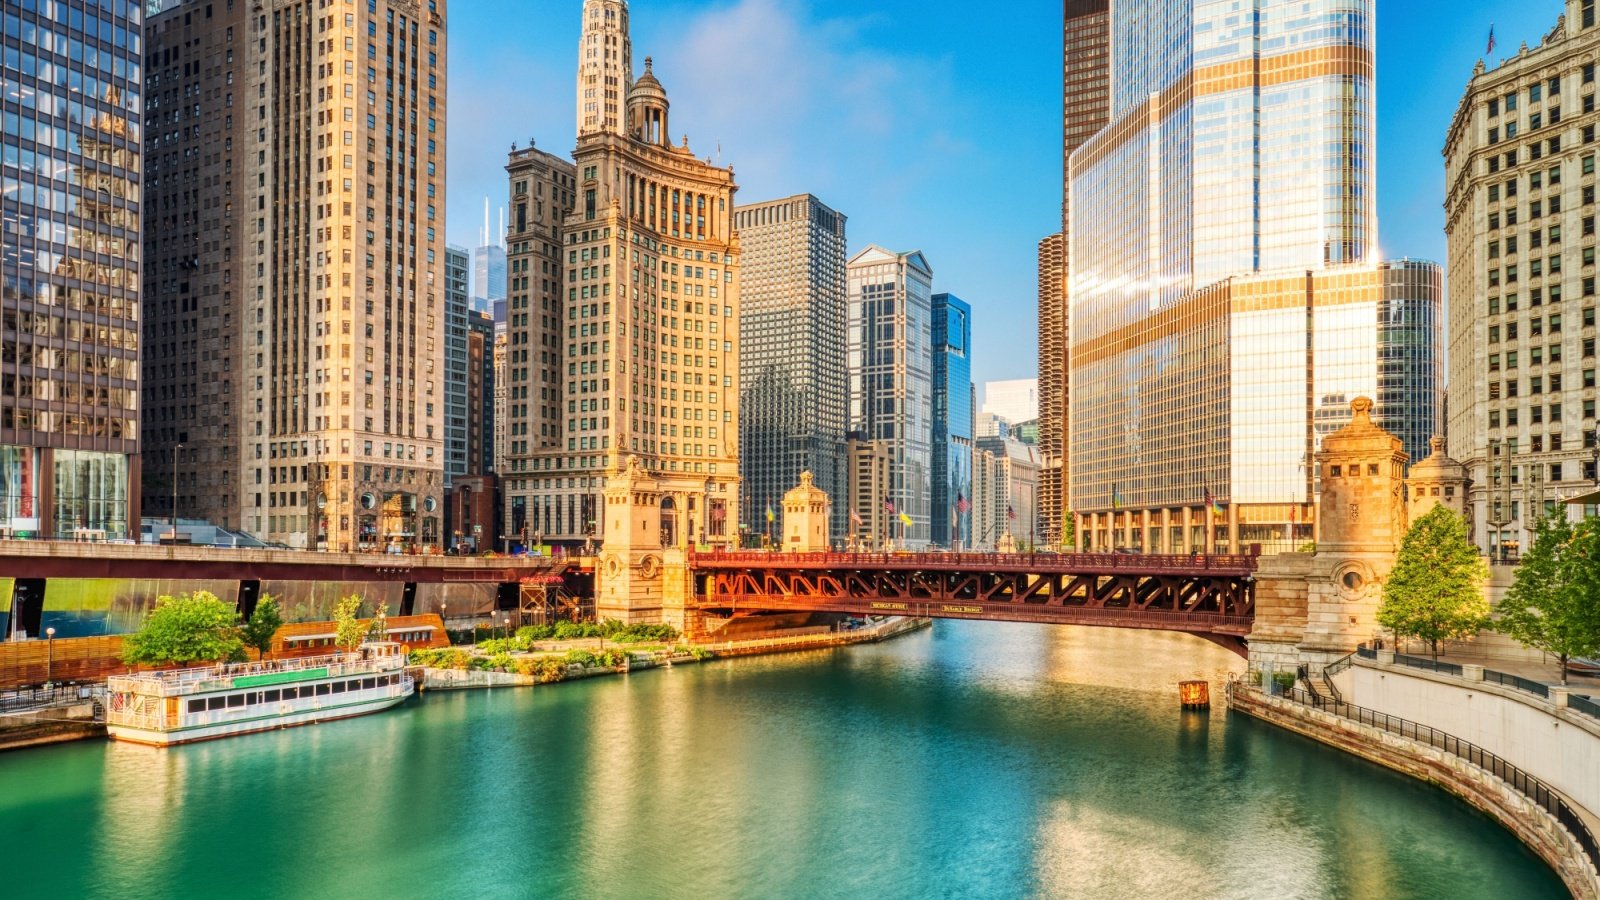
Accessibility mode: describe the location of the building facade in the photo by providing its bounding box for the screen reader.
[846,246,933,547]
[1039,0,1112,549]
[931,293,973,548]
[973,436,1040,551]
[1068,0,1442,556]
[467,310,494,477]
[982,378,1037,428]
[143,0,448,551]
[3,0,144,540]
[845,436,892,549]
[444,245,470,487]
[1446,0,1600,558]
[734,194,848,544]
[523,0,742,552]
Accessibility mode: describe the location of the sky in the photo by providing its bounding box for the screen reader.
[446,0,1566,392]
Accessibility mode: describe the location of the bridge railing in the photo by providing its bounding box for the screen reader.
[690,549,1259,572]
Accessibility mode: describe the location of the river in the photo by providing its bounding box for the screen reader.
[0,621,1567,899]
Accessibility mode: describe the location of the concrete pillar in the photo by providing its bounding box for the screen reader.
[1074,511,1085,552]
[1204,505,1216,555]
[1227,503,1240,555]
[1140,509,1153,552]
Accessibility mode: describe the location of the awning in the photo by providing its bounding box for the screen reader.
[285,632,337,643]
[1566,489,1600,506]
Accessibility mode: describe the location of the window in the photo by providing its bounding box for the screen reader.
[187,699,205,714]
[227,694,246,708]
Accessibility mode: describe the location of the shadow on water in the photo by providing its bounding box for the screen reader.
[0,620,1570,900]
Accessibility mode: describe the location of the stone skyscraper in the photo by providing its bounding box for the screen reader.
[143,0,448,550]
[1068,0,1440,555]
[1038,0,1110,546]
[502,144,576,546]
[576,0,632,138]
[2,0,143,541]
[1445,0,1600,556]
[733,194,848,543]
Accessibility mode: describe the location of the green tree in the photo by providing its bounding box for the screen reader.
[122,591,246,667]
[239,595,283,661]
[1377,505,1490,660]
[333,594,370,655]
[1497,516,1600,684]
[368,599,389,641]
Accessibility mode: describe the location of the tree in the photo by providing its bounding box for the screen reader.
[122,591,246,667]
[1377,505,1490,660]
[1497,516,1600,684]
[240,595,283,661]
[369,599,388,641]
[332,594,370,655]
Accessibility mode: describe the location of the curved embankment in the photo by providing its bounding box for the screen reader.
[1231,684,1600,900]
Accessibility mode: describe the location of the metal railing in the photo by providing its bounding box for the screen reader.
[1570,694,1600,721]
[1272,685,1600,874]
[1484,668,1552,698]
[1355,643,1378,660]
[1392,652,1464,677]
[1320,653,1354,704]
[0,683,101,715]
[690,548,1260,573]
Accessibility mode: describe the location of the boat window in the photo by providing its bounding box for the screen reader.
[282,686,297,700]
[316,683,331,696]
[207,696,226,711]
[332,681,347,694]
[187,699,205,714]
[227,694,245,708]
[264,689,281,703]
[363,677,376,690]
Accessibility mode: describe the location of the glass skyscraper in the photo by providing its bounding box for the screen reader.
[2,0,144,539]
[1068,0,1441,555]
[445,246,470,487]
[846,246,933,547]
[931,292,972,548]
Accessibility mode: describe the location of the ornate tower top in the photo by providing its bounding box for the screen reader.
[576,0,633,138]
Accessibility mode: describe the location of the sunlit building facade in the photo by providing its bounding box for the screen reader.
[1068,0,1441,555]
[847,246,933,548]
[931,292,973,548]
[1445,0,1600,558]
[3,0,144,539]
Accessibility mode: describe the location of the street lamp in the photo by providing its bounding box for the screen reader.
[45,626,55,686]
[441,602,448,641]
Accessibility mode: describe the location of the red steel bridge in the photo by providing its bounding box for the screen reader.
[691,550,1259,654]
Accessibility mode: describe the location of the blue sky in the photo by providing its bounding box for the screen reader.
[446,0,1562,391]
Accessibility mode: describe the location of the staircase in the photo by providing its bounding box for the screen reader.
[1297,663,1342,706]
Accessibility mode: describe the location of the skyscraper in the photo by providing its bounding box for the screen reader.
[502,143,576,546]
[981,379,1039,428]
[472,199,507,318]
[931,293,973,548]
[1039,0,1111,547]
[1445,0,1600,557]
[734,194,848,542]
[445,246,471,488]
[467,310,495,477]
[522,0,741,553]
[846,246,933,547]
[1067,0,1441,556]
[3,0,143,540]
[143,0,448,550]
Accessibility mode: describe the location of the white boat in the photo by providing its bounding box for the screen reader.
[104,642,414,747]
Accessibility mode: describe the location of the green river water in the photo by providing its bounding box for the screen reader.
[0,621,1568,899]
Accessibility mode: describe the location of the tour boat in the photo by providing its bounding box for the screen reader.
[104,642,414,747]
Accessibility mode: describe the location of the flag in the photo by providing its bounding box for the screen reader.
[849,509,863,527]
[1289,504,1298,524]
[1111,483,1122,510]
[1487,25,1496,55]
[883,498,895,514]
[955,493,970,514]
[765,504,775,523]
[899,512,913,527]
[1006,504,1016,521]
[1205,488,1223,516]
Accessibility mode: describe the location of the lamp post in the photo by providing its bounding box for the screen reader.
[171,442,184,543]
[45,626,55,686]
[441,602,448,641]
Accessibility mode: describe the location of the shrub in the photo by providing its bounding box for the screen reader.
[409,648,474,670]
[1271,671,1297,693]
[513,657,568,683]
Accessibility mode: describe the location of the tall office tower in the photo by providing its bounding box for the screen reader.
[734,194,848,542]
[467,310,495,476]
[931,293,973,548]
[143,0,448,551]
[524,2,741,553]
[576,0,631,137]
[445,246,471,487]
[1068,0,1441,556]
[502,143,576,545]
[472,200,506,317]
[1039,1,1111,547]
[492,325,508,476]
[1446,0,1600,558]
[2,0,143,540]
[982,378,1038,427]
[973,435,1041,550]
[846,247,934,547]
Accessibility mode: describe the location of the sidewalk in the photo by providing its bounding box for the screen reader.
[1381,643,1600,696]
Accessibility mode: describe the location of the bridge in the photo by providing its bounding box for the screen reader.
[689,550,1258,654]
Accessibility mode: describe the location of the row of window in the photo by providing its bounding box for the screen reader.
[184,673,401,714]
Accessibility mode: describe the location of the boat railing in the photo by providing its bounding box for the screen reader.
[108,651,404,697]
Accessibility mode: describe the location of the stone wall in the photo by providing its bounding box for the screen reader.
[1232,686,1600,900]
